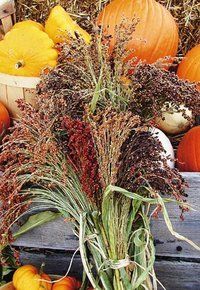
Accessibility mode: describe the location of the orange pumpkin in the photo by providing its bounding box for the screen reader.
[13,265,52,290]
[177,126,200,172]
[177,44,200,90]
[52,277,81,290]
[97,0,179,66]
[0,102,10,136]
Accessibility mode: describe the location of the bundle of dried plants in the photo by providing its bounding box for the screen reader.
[1,11,200,289]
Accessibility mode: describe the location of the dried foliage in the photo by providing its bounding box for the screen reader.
[2,1,199,283]
[89,107,141,190]
[37,44,92,120]
[15,0,100,31]
[16,0,199,55]
[0,100,60,246]
[129,64,200,124]
[62,116,101,202]
[38,35,135,119]
[118,130,187,202]
[159,0,200,54]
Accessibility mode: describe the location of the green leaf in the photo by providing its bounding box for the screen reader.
[119,268,132,290]
[2,267,13,277]
[13,211,61,239]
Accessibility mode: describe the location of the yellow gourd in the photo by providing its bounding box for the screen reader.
[0,27,58,77]
[45,5,91,44]
[13,265,52,290]
[12,20,44,31]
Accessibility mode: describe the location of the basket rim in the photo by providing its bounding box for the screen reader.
[0,73,40,89]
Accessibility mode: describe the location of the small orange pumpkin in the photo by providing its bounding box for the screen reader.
[177,44,200,90]
[97,0,179,66]
[0,102,10,136]
[52,277,81,290]
[177,126,200,172]
[13,265,52,290]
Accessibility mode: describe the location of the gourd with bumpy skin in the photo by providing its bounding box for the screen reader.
[45,5,91,44]
[0,102,10,136]
[52,277,81,290]
[13,265,52,290]
[0,27,58,77]
[97,0,179,66]
[156,103,192,135]
[177,44,200,90]
[12,20,44,31]
[177,126,200,172]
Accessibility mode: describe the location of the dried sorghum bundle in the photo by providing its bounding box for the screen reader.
[117,129,187,203]
[37,43,95,120]
[62,116,101,202]
[89,107,141,190]
[129,64,200,124]
[0,100,60,246]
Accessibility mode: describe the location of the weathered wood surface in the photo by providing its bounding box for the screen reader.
[13,173,200,257]
[17,249,200,290]
[12,173,200,289]
[0,0,15,35]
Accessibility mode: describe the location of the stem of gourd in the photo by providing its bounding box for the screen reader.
[39,262,45,275]
[15,60,25,69]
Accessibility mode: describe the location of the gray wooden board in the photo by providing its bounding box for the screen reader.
[13,173,200,260]
[18,249,200,290]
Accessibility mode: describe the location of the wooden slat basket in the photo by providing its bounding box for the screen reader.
[0,73,40,118]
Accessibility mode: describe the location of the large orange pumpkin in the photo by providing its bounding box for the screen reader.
[97,0,179,66]
[0,102,10,136]
[177,44,200,90]
[177,126,200,172]
[52,277,81,290]
[13,265,52,290]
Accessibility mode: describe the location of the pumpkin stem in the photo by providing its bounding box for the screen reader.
[39,262,45,275]
[15,60,25,69]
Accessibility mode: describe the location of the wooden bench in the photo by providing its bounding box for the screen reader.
[12,172,200,290]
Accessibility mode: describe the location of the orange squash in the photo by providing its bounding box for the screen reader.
[177,126,200,172]
[13,265,52,290]
[0,102,10,136]
[177,44,200,90]
[97,0,179,66]
[52,277,81,290]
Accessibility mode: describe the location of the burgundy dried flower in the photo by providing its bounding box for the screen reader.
[62,116,101,201]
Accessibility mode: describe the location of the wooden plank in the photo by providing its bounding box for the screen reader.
[0,0,15,19]
[155,260,200,290]
[13,219,78,251]
[13,173,200,260]
[1,15,13,33]
[17,249,200,290]
[19,249,83,279]
[151,172,200,259]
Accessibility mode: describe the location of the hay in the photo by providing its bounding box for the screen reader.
[160,0,200,54]
[15,0,199,54]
